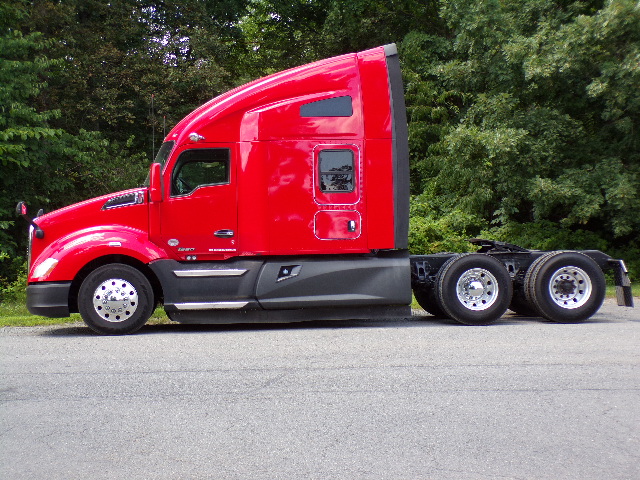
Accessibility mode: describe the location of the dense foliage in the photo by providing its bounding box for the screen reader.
[405,0,640,262]
[1,0,638,292]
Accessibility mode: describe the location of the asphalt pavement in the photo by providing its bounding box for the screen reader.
[1,299,638,479]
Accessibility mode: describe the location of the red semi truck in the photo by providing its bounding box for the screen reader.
[17,44,633,334]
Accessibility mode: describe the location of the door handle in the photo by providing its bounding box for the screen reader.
[347,220,357,233]
[214,229,234,238]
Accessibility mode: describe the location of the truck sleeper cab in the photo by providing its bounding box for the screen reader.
[19,44,633,334]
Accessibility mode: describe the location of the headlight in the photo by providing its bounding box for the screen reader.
[33,258,58,279]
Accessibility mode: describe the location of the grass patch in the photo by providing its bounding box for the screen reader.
[0,302,171,328]
[148,307,172,325]
[605,283,637,300]
[0,301,82,327]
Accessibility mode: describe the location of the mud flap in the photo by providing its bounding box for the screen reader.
[609,259,634,307]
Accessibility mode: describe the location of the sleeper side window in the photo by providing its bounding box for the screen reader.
[300,96,353,117]
[171,149,230,196]
[314,145,359,205]
[319,150,354,192]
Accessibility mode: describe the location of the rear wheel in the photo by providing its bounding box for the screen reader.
[509,291,538,317]
[524,251,605,323]
[435,254,512,325]
[78,264,155,335]
[413,286,448,318]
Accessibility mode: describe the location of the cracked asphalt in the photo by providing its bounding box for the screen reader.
[1,299,638,479]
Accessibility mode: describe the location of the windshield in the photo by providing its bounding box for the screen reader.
[154,141,174,168]
[144,141,174,187]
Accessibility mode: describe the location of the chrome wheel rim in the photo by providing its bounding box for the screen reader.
[92,278,138,322]
[548,266,591,309]
[456,268,499,311]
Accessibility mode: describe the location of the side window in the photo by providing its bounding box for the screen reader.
[300,96,353,117]
[315,145,359,205]
[319,150,354,192]
[171,149,230,196]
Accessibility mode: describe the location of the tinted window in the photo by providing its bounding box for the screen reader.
[144,141,175,187]
[319,150,354,192]
[300,96,353,117]
[171,149,229,196]
[154,141,174,167]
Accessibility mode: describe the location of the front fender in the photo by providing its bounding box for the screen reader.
[28,226,170,282]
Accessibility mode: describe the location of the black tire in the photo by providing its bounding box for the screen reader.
[78,264,155,335]
[413,286,448,318]
[509,291,538,317]
[524,251,605,323]
[435,253,512,325]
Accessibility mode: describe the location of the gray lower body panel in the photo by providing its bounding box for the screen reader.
[151,250,412,324]
[26,282,71,317]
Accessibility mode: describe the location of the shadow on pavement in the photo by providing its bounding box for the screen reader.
[35,310,606,337]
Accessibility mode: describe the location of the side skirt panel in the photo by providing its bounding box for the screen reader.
[149,258,265,308]
[154,251,412,324]
[256,250,411,309]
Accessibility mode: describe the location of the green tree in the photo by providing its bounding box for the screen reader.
[28,0,245,158]
[405,0,640,263]
[0,1,150,288]
[237,0,332,77]
[321,0,442,56]
[0,0,62,282]
[237,0,444,77]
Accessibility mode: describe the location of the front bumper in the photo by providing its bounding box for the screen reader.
[26,282,72,317]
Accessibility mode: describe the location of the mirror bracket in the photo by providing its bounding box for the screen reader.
[15,201,45,239]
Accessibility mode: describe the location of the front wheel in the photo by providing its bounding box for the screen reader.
[435,254,512,325]
[524,251,605,323]
[78,264,155,335]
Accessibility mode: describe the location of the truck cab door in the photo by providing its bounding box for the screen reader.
[159,144,238,260]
